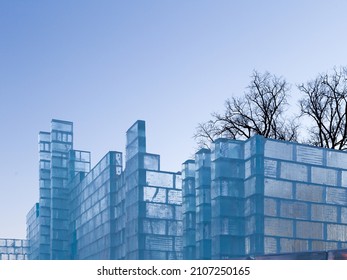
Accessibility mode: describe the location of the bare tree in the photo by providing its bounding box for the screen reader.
[194,71,298,147]
[299,67,347,150]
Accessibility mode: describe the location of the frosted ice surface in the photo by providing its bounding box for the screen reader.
[264,217,293,237]
[245,160,251,178]
[311,167,337,186]
[296,183,323,202]
[175,174,182,189]
[264,159,277,178]
[341,207,347,223]
[145,236,173,251]
[280,162,307,182]
[143,186,166,203]
[142,220,166,235]
[168,190,182,205]
[126,123,138,144]
[244,177,256,197]
[311,204,337,222]
[342,171,347,187]
[183,196,195,212]
[51,120,73,132]
[264,198,277,216]
[264,237,277,254]
[146,171,173,188]
[213,141,243,159]
[296,221,323,239]
[327,150,347,169]
[126,141,138,160]
[195,150,211,168]
[182,161,195,178]
[196,189,211,204]
[244,138,256,159]
[280,201,308,220]
[144,154,159,171]
[326,187,347,205]
[296,145,323,165]
[312,241,337,251]
[146,203,173,219]
[327,224,347,242]
[280,239,308,253]
[183,177,195,192]
[264,179,293,199]
[265,140,292,160]
[220,218,242,235]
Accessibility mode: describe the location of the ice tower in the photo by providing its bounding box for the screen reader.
[124,121,182,259]
[25,119,183,260]
[19,119,347,260]
[182,135,347,259]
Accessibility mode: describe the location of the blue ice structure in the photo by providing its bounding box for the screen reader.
[182,135,347,259]
[0,239,29,260]
[194,149,211,259]
[182,159,196,259]
[26,119,182,259]
[5,118,346,260]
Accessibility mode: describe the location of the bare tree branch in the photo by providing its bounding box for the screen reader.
[194,71,298,146]
[299,67,347,150]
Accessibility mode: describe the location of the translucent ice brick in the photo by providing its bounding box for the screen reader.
[264,198,277,217]
[280,238,308,253]
[311,167,337,186]
[146,171,174,188]
[327,150,347,169]
[145,236,173,251]
[264,159,277,178]
[264,179,293,199]
[341,207,347,224]
[326,187,347,205]
[212,140,243,160]
[146,203,173,219]
[142,220,166,235]
[296,145,323,165]
[262,237,276,254]
[296,183,323,202]
[280,162,307,182]
[168,190,182,205]
[311,204,337,222]
[144,154,160,171]
[327,224,347,242]
[143,187,166,203]
[265,139,293,160]
[280,201,308,220]
[264,217,293,237]
[296,221,323,239]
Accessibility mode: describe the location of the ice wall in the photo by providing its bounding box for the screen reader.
[0,239,29,260]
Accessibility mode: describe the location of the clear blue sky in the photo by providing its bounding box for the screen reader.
[1,0,347,238]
